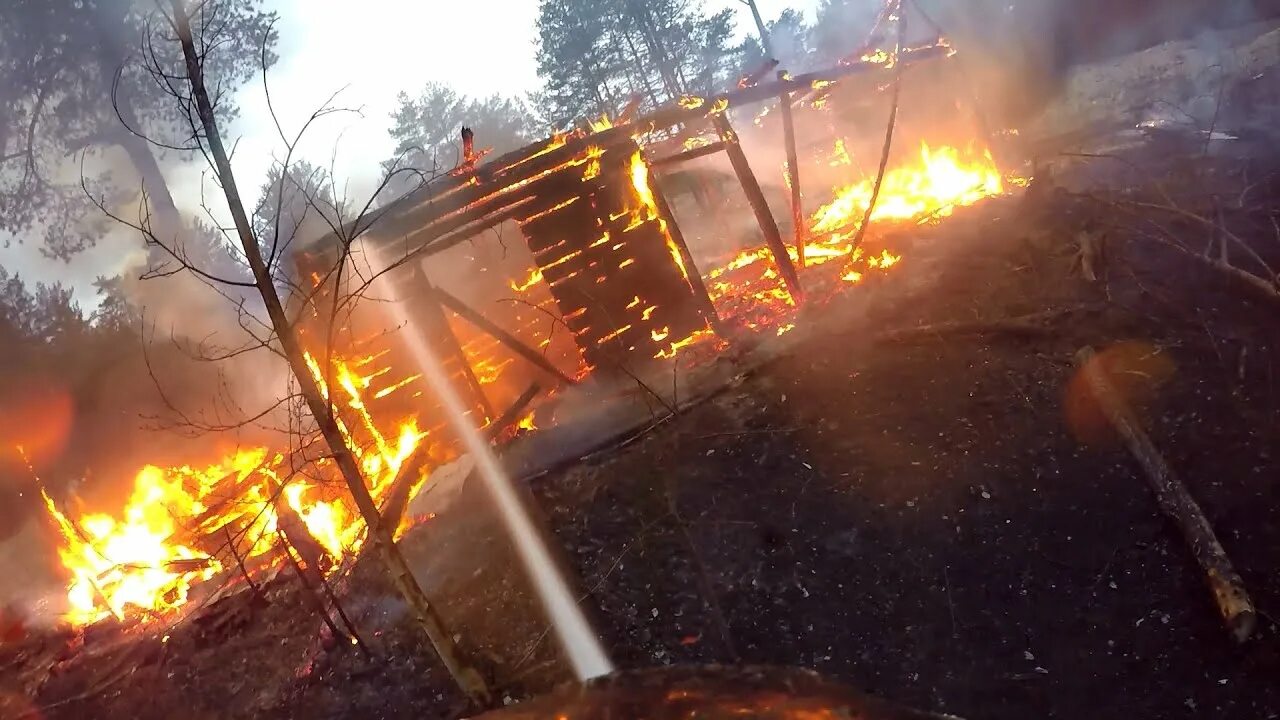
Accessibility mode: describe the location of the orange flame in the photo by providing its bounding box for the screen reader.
[811,142,1004,235]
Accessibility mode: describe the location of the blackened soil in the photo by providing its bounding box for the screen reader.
[525,151,1280,719]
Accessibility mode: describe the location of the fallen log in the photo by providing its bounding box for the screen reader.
[876,306,1095,343]
[1076,345,1256,642]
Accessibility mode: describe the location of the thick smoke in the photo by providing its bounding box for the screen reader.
[923,0,1280,127]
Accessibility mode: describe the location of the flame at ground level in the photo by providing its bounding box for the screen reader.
[811,142,1004,235]
[38,348,435,627]
[697,140,1009,333]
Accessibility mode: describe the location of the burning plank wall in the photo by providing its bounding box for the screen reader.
[513,137,705,372]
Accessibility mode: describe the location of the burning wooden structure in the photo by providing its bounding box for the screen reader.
[298,133,720,379]
[42,2,1009,628]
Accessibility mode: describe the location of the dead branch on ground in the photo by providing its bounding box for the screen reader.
[876,306,1100,343]
[1076,346,1256,642]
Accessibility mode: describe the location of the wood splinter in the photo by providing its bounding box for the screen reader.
[1077,346,1256,642]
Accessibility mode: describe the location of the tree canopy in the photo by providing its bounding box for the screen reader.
[0,263,224,526]
[380,84,536,200]
[532,0,740,127]
[739,7,815,71]
[0,0,278,261]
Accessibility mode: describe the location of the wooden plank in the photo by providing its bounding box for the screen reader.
[712,113,804,304]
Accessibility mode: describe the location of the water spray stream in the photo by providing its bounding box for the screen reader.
[365,242,615,682]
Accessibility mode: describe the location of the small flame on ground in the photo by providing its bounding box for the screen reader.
[811,142,1004,235]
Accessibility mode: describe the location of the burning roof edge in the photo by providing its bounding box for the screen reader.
[290,40,950,270]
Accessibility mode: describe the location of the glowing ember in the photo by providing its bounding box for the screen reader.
[582,145,604,181]
[696,141,1008,334]
[861,49,892,66]
[682,136,714,151]
[510,268,544,293]
[829,138,852,167]
[654,329,720,360]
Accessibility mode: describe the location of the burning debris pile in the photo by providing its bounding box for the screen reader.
[32,3,1019,640]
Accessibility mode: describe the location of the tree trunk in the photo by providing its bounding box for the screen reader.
[625,1,682,100]
[621,30,662,107]
[743,0,774,58]
[167,0,491,704]
[90,0,182,243]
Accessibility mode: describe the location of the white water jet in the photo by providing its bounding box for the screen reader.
[363,242,614,682]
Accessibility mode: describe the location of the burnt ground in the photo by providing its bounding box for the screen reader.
[7,135,1280,719]
[513,146,1280,718]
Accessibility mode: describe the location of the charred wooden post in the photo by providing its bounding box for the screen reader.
[407,265,495,422]
[650,141,727,168]
[777,70,806,269]
[277,535,349,645]
[434,287,577,387]
[648,175,724,336]
[711,113,804,304]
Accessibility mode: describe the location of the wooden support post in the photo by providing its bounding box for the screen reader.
[379,444,431,532]
[648,173,725,337]
[778,70,806,269]
[711,113,804,305]
[1077,346,1256,643]
[650,141,727,168]
[483,381,543,440]
[433,286,578,387]
[411,266,495,422]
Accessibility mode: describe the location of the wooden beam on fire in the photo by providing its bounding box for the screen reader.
[378,443,432,535]
[411,266,496,422]
[432,286,578,387]
[711,113,805,305]
[382,381,542,532]
[647,168,725,337]
[297,46,948,274]
[777,69,806,269]
[482,381,543,441]
[649,141,728,168]
[631,42,949,135]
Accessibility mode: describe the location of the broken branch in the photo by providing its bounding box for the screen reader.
[1076,345,1256,642]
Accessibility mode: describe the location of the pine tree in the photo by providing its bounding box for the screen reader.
[533,0,742,127]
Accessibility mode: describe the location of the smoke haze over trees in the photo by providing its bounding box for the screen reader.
[532,0,741,126]
[0,0,278,262]
[380,84,537,198]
